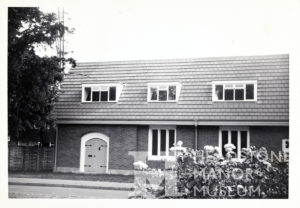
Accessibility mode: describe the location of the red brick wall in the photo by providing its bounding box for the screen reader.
[142,126,219,169]
[196,126,288,152]
[250,126,289,152]
[197,126,219,150]
[177,126,195,149]
[57,124,137,170]
[174,126,219,150]
[57,124,288,172]
[56,125,200,171]
[137,126,148,151]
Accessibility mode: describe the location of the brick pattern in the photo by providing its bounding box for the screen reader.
[56,125,288,171]
[250,126,289,152]
[197,126,219,149]
[57,124,137,170]
[137,126,148,151]
[54,54,289,122]
[177,126,195,148]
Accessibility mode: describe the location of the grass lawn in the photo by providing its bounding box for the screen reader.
[9,171,134,183]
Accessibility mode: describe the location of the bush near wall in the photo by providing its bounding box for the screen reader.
[130,145,288,199]
[174,146,288,199]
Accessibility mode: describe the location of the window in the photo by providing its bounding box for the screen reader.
[84,87,91,101]
[219,127,250,159]
[212,81,257,102]
[92,91,100,101]
[148,127,176,160]
[82,84,123,102]
[148,83,181,102]
[159,86,168,101]
[109,86,116,100]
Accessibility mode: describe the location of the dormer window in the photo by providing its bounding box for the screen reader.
[212,81,257,102]
[147,83,181,102]
[82,84,123,102]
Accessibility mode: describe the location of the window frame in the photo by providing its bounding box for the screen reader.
[282,138,289,153]
[212,81,257,102]
[218,126,250,159]
[148,126,177,161]
[147,82,181,102]
[81,84,123,103]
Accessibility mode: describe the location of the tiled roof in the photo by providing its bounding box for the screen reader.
[54,54,289,124]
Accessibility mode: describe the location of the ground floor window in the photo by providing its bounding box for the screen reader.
[219,127,250,159]
[148,126,176,160]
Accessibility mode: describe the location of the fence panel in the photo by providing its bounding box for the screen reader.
[38,148,54,171]
[8,146,23,170]
[8,145,54,171]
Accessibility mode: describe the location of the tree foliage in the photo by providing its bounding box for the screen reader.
[8,7,76,140]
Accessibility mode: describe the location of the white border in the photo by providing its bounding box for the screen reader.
[2,0,299,205]
[147,82,182,102]
[212,80,257,102]
[79,132,110,173]
[148,125,176,161]
[81,83,123,103]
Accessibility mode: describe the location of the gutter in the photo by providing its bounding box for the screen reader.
[194,120,198,150]
[53,124,58,172]
[55,120,289,126]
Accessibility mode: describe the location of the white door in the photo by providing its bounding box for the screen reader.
[84,138,107,173]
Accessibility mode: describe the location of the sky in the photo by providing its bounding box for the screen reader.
[36,0,300,62]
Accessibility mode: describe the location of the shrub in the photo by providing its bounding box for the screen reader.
[175,146,288,199]
[130,143,288,199]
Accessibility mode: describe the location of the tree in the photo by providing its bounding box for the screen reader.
[8,7,76,141]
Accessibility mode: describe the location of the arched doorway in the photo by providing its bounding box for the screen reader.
[80,132,109,173]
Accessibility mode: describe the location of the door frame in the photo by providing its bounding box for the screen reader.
[80,132,110,173]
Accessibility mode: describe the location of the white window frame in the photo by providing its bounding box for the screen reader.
[282,138,289,153]
[212,80,257,102]
[148,126,177,161]
[218,126,250,159]
[147,82,182,102]
[81,83,123,103]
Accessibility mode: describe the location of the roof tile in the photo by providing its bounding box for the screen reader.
[54,54,289,123]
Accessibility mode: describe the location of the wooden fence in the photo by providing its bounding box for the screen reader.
[8,145,54,171]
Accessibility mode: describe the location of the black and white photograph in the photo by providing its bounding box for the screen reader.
[1,0,300,207]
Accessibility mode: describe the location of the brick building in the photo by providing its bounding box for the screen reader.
[53,54,289,174]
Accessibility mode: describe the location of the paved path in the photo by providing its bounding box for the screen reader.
[9,184,130,198]
[9,177,134,191]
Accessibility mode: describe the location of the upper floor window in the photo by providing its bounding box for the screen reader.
[82,84,123,102]
[212,81,257,102]
[147,82,181,102]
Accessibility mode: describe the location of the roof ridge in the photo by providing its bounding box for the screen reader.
[75,54,289,66]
